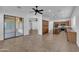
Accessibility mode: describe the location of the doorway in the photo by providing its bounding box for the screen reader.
[4,15,24,39]
[29,18,38,35]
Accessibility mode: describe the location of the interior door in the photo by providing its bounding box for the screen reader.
[4,15,16,39]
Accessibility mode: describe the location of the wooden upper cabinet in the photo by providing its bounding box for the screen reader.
[54,21,70,26]
[42,20,49,34]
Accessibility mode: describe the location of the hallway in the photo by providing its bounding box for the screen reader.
[0,31,79,52]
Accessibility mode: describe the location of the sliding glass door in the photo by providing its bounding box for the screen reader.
[4,15,24,39]
[16,17,24,36]
[4,15,16,39]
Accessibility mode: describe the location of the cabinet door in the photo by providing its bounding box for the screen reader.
[67,32,76,43]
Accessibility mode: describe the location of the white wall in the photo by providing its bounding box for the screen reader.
[0,14,4,40]
[0,7,5,40]
[71,7,79,47]
[37,16,42,35]
[49,21,54,33]
[71,16,76,30]
[24,17,30,35]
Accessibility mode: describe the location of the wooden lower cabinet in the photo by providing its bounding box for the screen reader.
[42,20,48,34]
[53,28,60,34]
[67,29,76,43]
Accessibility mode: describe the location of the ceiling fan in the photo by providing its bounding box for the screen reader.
[32,6,44,15]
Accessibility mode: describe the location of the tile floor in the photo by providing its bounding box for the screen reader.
[0,31,79,52]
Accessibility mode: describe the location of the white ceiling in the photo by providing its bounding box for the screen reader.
[0,6,75,20]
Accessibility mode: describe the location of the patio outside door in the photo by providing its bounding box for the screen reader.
[4,15,16,39]
[16,17,24,36]
[4,15,24,39]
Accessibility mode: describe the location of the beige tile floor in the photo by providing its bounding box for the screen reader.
[0,31,79,52]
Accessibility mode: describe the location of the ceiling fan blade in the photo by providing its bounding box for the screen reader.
[32,8,35,11]
[39,13,43,14]
[39,9,43,11]
[35,12,37,15]
[38,11,43,14]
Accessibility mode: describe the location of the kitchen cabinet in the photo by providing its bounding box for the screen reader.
[66,29,76,43]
